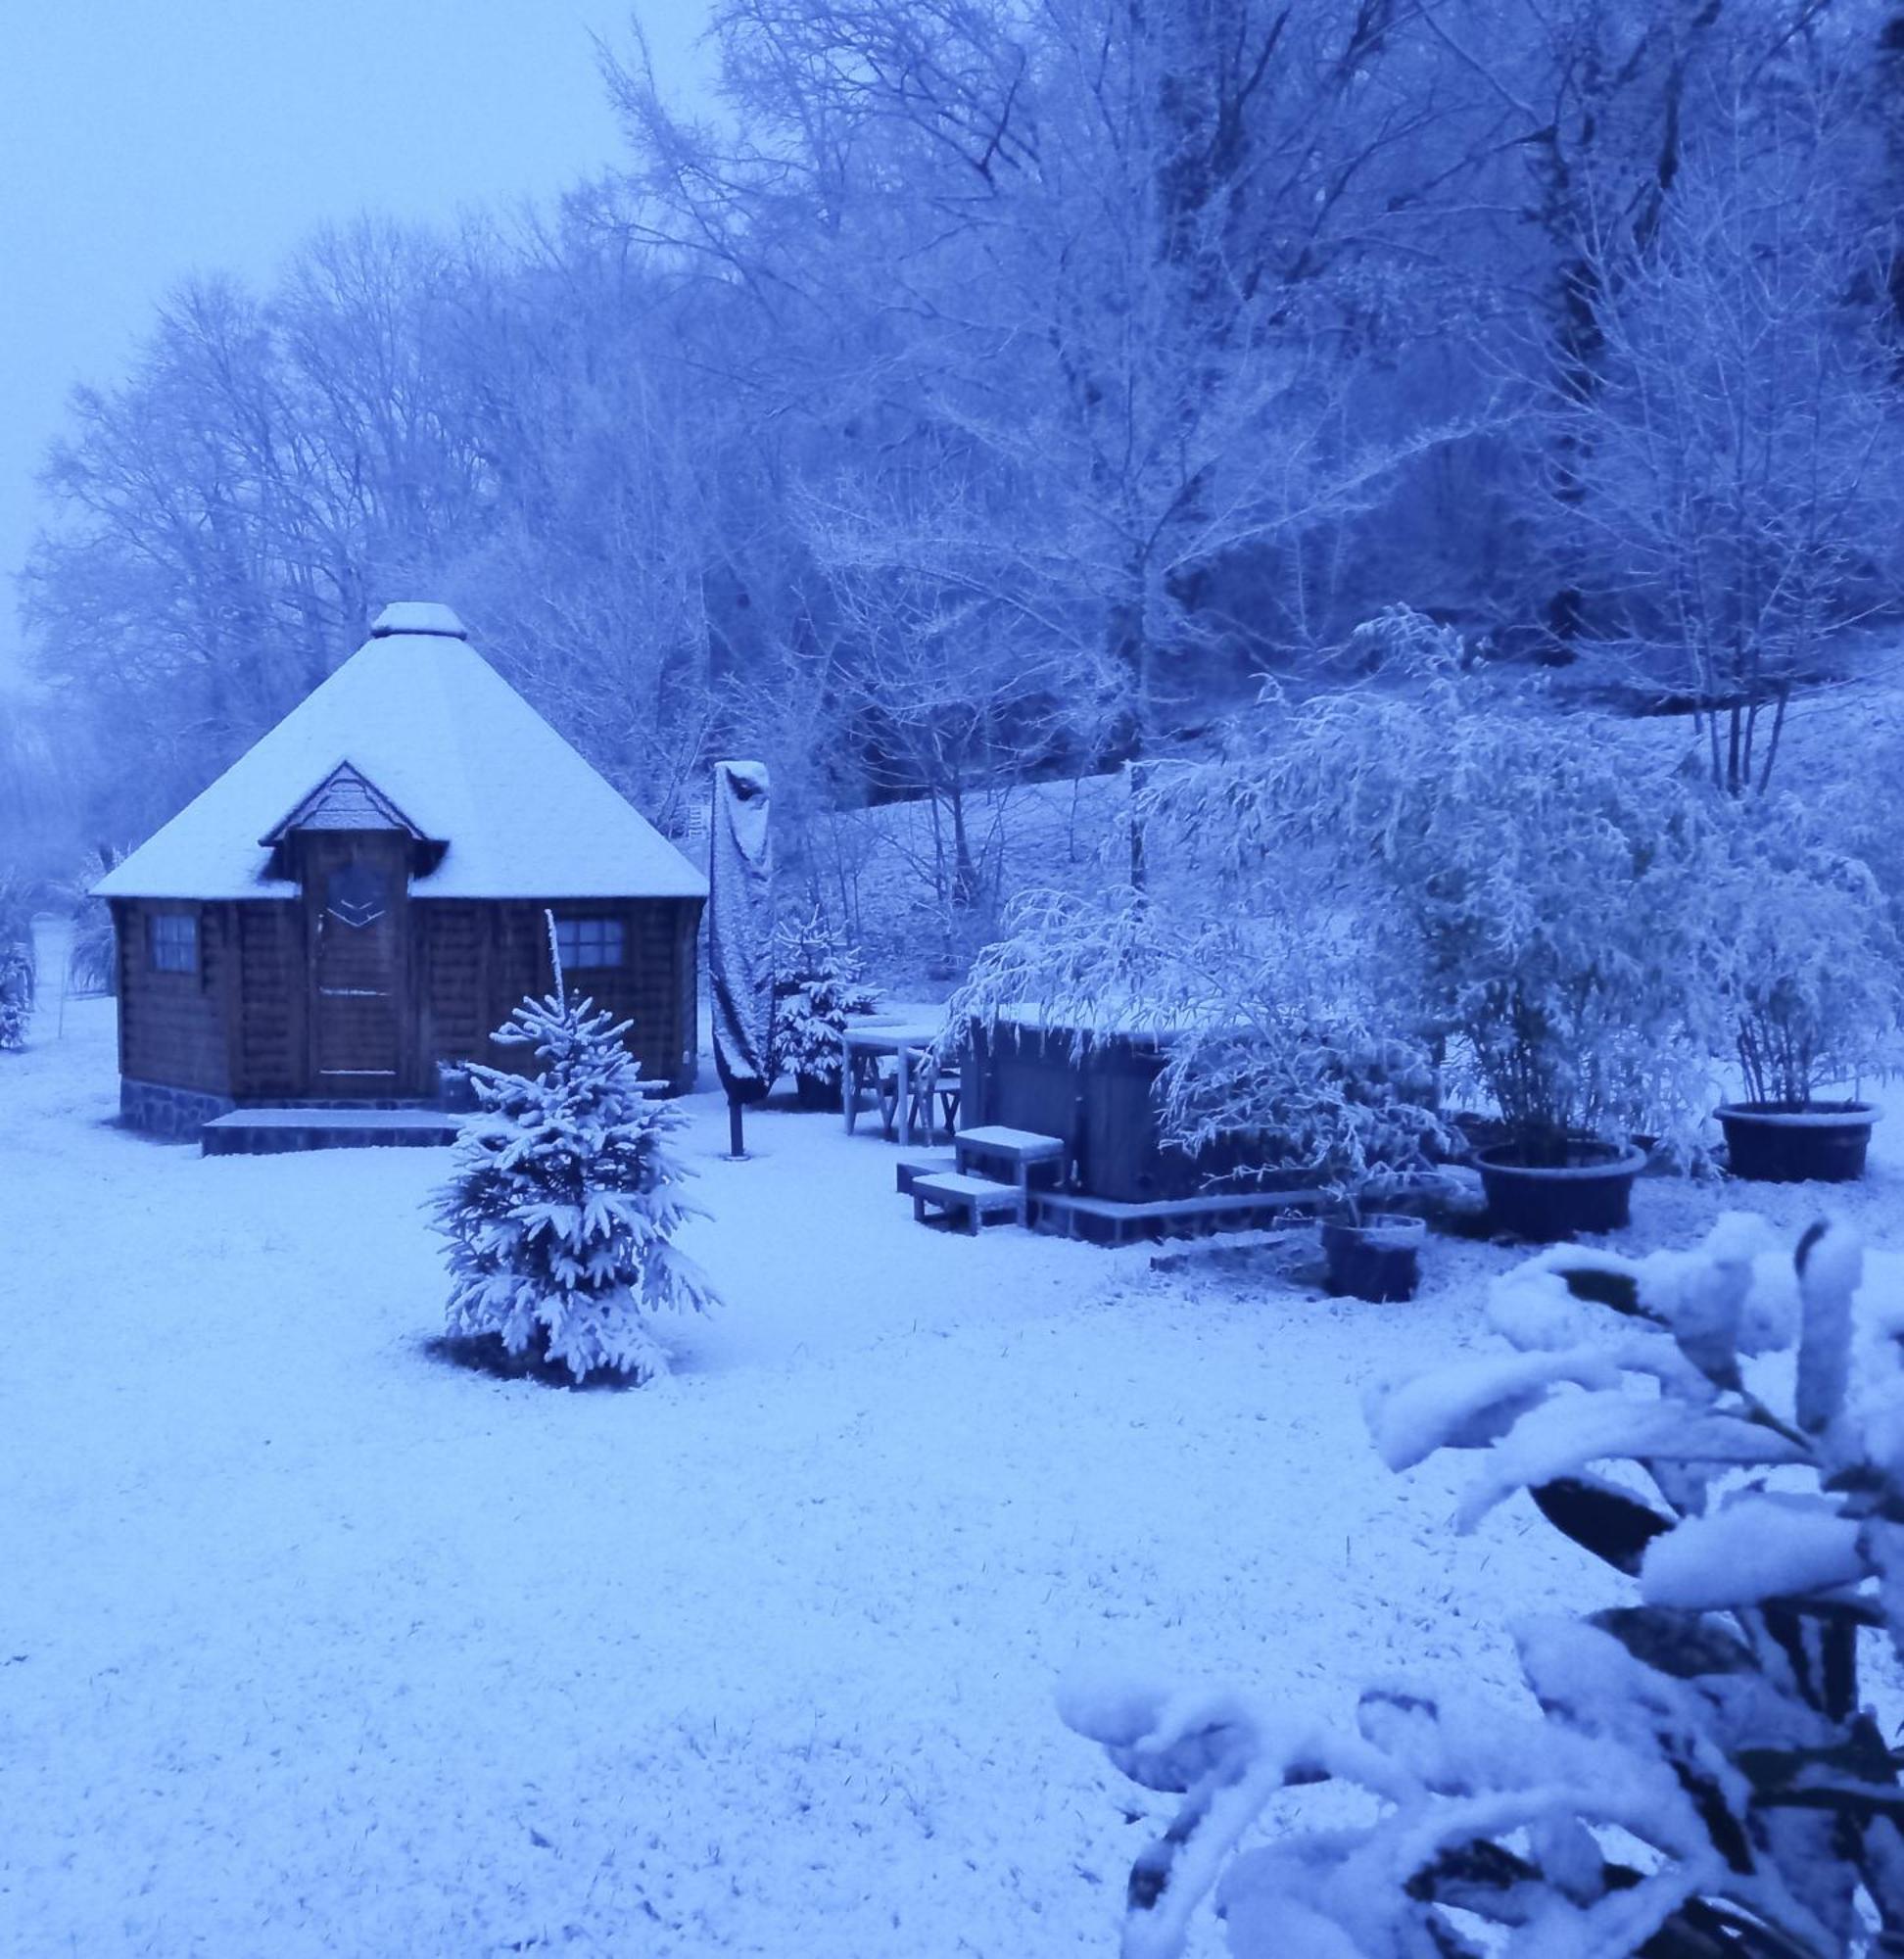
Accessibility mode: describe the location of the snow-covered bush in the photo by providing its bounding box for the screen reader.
[954,891,1451,1212]
[66,845,123,998]
[0,875,36,1051]
[1160,1003,1451,1220]
[1150,620,1732,1165]
[1721,800,1902,1107]
[0,948,30,1051]
[767,906,878,1100]
[66,909,116,998]
[1066,1214,1904,1955]
[1819,708,1904,951]
[434,977,715,1382]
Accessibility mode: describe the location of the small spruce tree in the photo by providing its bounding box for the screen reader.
[768,907,878,1100]
[435,948,715,1382]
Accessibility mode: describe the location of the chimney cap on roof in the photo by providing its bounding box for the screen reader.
[370,601,467,641]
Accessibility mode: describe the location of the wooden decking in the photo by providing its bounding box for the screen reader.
[1028,1186,1324,1247]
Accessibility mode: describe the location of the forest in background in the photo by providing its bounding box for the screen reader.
[5,0,1902,960]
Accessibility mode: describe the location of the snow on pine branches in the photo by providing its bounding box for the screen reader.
[768,906,878,1102]
[434,966,715,1383]
[1066,1215,1904,1957]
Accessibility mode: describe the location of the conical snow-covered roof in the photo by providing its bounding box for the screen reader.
[96,605,707,901]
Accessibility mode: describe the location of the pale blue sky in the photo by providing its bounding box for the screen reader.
[0,1,706,681]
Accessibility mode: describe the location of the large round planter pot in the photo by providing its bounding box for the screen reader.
[1715,1102,1879,1184]
[1475,1141,1646,1241]
[1321,1214,1427,1304]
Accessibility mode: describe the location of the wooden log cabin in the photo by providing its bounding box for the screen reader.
[96,603,707,1140]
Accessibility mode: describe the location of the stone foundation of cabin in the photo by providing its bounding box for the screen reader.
[120,1077,236,1139]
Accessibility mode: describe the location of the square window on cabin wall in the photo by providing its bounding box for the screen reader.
[555,917,626,971]
[148,911,199,974]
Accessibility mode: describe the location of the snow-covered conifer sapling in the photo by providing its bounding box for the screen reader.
[434,926,715,1382]
[767,906,878,1106]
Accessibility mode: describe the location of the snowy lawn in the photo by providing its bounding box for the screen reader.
[5,997,1902,1956]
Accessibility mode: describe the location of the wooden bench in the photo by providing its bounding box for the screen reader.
[895,1151,957,1195]
[911,1171,1025,1234]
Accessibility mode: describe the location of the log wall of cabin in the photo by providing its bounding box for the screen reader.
[233,902,307,1099]
[416,901,488,1079]
[119,893,702,1104]
[417,898,702,1095]
[113,899,234,1096]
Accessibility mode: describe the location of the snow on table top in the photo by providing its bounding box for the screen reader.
[840,1019,946,1048]
[96,613,707,902]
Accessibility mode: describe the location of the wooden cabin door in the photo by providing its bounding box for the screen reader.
[305,835,409,1095]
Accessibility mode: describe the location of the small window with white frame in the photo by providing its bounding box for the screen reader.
[148,911,199,975]
[554,916,626,971]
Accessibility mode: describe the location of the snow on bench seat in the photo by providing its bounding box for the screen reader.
[911,1171,1026,1233]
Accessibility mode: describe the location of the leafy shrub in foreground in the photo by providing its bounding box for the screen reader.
[1066,1214,1904,1956]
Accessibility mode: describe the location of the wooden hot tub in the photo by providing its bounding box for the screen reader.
[966,1014,1277,1204]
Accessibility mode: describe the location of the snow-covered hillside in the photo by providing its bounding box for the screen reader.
[784,772,1131,990]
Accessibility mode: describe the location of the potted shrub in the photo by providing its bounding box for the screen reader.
[1148,612,1729,1238]
[1713,803,1900,1181]
[1159,1008,1451,1302]
[956,892,1450,1293]
[767,907,879,1108]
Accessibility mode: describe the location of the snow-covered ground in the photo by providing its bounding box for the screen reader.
[4,992,1902,1957]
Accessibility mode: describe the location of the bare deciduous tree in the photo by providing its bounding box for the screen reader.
[1539,55,1903,791]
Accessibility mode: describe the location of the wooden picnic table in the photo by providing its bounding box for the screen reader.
[838,1021,946,1145]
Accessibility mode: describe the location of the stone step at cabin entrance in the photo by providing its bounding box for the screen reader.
[202,1107,459,1157]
